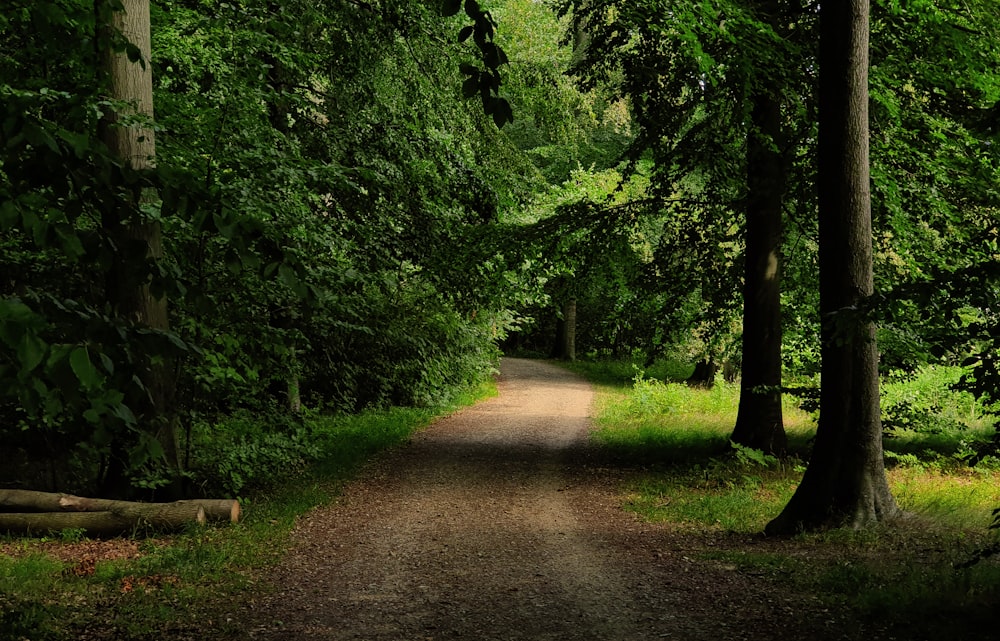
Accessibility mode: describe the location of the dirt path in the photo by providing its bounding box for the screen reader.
[242,358,860,641]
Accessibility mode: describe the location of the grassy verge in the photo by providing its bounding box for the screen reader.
[566,358,1000,639]
[0,380,497,641]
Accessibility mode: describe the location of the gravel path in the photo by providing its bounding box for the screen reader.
[242,358,862,641]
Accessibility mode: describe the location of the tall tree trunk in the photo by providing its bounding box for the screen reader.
[99,0,181,497]
[731,0,788,456]
[766,0,899,533]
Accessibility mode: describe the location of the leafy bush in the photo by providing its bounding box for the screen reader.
[187,411,321,497]
[882,366,987,435]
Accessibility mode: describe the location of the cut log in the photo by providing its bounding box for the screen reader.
[0,506,206,536]
[0,490,240,523]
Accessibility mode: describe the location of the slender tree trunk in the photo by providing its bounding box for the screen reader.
[731,0,787,455]
[98,0,181,497]
[552,299,577,361]
[766,0,899,534]
[561,299,577,361]
[287,348,303,413]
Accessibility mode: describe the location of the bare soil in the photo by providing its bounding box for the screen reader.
[235,358,885,641]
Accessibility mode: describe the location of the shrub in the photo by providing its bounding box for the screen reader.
[187,411,321,497]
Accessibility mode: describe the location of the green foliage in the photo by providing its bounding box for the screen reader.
[2,0,528,495]
[625,472,798,533]
[496,0,631,184]
[578,354,999,532]
[572,360,814,465]
[0,554,68,641]
[881,366,989,436]
[730,440,779,469]
[561,356,692,386]
[188,411,321,496]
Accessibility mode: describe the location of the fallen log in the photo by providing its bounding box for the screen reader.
[0,489,240,523]
[0,506,207,536]
[0,490,238,535]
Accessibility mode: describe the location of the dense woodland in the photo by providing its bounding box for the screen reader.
[3,0,1000,532]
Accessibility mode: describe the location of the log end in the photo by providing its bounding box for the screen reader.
[230,500,241,523]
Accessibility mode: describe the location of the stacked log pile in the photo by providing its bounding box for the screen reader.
[0,490,240,536]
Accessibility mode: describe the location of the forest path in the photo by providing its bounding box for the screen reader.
[242,358,851,641]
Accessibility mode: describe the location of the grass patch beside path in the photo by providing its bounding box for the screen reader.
[564,358,1000,641]
[0,380,497,641]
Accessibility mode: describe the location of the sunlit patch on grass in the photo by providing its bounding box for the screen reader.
[623,470,801,533]
[889,467,1000,530]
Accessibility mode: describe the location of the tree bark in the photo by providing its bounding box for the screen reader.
[562,299,577,362]
[0,507,206,537]
[766,0,899,534]
[98,0,181,496]
[731,0,788,456]
[0,489,240,523]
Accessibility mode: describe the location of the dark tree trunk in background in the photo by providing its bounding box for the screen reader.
[766,0,899,533]
[731,0,788,456]
[687,358,717,388]
[99,0,181,497]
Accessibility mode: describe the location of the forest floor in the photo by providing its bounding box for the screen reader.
[222,358,894,641]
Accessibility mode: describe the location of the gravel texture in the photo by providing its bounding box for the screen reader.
[240,358,879,641]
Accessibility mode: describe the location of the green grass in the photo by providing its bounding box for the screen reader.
[0,379,497,641]
[589,372,815,465]
[0,554,70,641]
[566,358,1000,639]
[623,470,801,533]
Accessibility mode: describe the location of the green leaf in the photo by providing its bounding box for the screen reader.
[0,201,18,229]
[278,264,308,299]
[482,42,504,69]
[16,333,47,374]
[125,42,146,70]
[462,75,479,99]
[23,121,61,155]
[226,251,243,275]
[213,212,238,239]
[54,224,85,260]
[55,129,92,159]
[491,98,513,128]
[113,402,137,425]
[70,346,103,391]
[164,331,189,352]
[99,352,115,375]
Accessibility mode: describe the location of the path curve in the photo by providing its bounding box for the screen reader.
[243,358,855,641]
